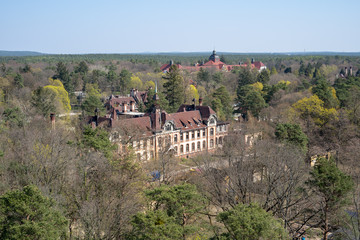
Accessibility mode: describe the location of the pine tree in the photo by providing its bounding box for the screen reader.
[162,65,185,113]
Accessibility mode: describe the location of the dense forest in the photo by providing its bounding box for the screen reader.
[0,53,360,239]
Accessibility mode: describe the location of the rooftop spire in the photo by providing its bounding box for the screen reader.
[153,80,159,101]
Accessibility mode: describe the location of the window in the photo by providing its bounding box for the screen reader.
[174,134,178,143]
[210,128,214,136]
[192,143,195,152]
[143,139,147,148]
[210,139,214,148]
[150,151,154,159]
[144,151,148,161]
[197,131,200,138]
[210,118,215,124]
[192,131,195,139]
[186,144,189,152]
[186,133,189,141]
[150,138,154,146]
[175,146,178,154]
[203,140,206,149]
[165,124,172,131]
[219,137,223,144]
[216,138,218,145]
[137,153,141,161]
[180,145,184,153]
[197,141,200,151]
[180,133,183,141]
[203,130,205,137]
[158,137,162,146]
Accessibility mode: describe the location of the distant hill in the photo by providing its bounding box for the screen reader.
[0,50,44,56]
[142,51,360,57]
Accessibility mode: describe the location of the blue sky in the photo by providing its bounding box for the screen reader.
[1,0,359,54]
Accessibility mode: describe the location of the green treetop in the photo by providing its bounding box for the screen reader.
[162,65,185,113]
[217,203,288,240]
[0,185,67,240]
[306,157,353,240]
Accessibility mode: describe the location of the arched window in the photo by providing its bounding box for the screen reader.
[180,145,184,153]
[210,128,214,136]
[192,142,195,152]
[186,144,189,152]
[174,134,178,143]
[203,140,206,149]
[197,141,201,151]
[210,139,214,148]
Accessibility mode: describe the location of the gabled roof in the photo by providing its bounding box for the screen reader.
[112,115,153,135]
[167,110,207,130]
[253,61,266,69]
[160,63,182,72]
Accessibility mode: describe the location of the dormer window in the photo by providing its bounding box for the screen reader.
[165,124,172,131]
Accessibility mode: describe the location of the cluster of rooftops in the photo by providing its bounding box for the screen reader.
[160,50,267,72]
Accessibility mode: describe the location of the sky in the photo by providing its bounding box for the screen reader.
[1,0,359,54]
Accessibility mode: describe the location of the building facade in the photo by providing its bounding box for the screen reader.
[91,97,229,161]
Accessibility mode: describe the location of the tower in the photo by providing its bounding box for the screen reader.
[209,50,220,62]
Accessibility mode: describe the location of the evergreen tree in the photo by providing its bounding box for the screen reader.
[217,203,288,239]
[74,61,89,75]
[107,69,117,93]
[212,86,232,120]
[81,83,104,115]
[53,62,73,92]
[197,67,210,83]
[306,157,353,240]
[237,67,256,87]
[14,73,24,88]
[0,185,67,240]
[31,87,57,117]
[256,69,270,84]
[119,69,132,94]
[163,65,185,113]
[312,78,339,108]
[237,85,266,118]
[275,123,308,152]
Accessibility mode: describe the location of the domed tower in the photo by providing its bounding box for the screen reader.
[209,50,220,62]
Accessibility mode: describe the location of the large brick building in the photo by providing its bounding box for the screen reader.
[91,94,229,161]
[160,50,266,73]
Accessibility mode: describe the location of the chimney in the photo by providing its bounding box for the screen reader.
[350,67,353,76]
[130,88,135,97]
[345,67,348,77]
[130,101,135,112]
[50,113,55,130]
[199,98,203,106]
[122,102,127,112]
